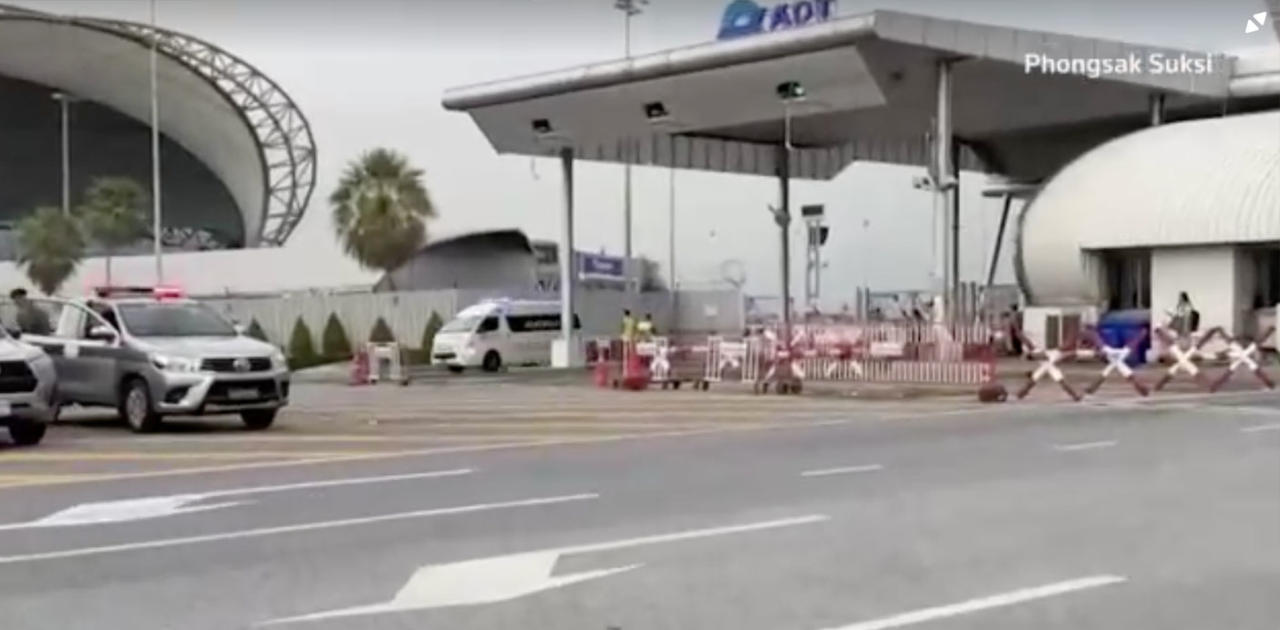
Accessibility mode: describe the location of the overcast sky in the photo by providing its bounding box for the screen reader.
[8,0,1276,304]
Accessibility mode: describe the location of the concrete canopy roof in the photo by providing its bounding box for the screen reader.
[442,9,1235,182]
[0,4,316,247]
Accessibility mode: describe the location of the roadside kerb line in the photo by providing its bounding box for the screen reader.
[1052,440,1118,452]
[0,420,853,490]
[0,493,598,564]
[1241,422,1280,433]
[801,465,884,478]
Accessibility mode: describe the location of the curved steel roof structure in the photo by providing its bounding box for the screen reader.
[0,3,316,247]
[1017,111,1280,305]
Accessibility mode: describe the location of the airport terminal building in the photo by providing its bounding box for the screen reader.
[0,3,316,257]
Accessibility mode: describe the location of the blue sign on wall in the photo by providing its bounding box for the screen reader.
[717,0,835,41]
[578,253,625,280]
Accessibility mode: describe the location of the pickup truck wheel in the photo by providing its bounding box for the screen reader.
[8,421,46,446]
[121,378,161,433]
[241,409,277,430]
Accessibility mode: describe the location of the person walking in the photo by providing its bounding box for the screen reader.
[10,288,51,336]
[637,313,655,341]
[1169,291,1198,337]
[620,309,637,343]
[1008,304,1024,356]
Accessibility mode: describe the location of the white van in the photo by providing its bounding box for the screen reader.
[432,300,580,372]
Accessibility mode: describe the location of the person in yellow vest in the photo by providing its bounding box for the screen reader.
[620,309,637,343]
[637,313,655,341]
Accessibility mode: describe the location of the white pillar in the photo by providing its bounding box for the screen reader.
[553,147,580,368]
[935,59,955,323]
[1149,93,1166,126]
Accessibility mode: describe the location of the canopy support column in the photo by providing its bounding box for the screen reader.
[553,146,581,367]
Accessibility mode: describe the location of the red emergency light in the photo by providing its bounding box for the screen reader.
[92,285,186,299]
[152,285,185,300]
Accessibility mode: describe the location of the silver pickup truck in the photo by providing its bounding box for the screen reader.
[9,288,290,433]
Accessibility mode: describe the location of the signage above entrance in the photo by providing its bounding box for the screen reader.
[716,0,836,41]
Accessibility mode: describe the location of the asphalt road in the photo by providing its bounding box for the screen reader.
[0,383,1276,629]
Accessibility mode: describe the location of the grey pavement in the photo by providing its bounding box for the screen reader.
[0,384,1275,629]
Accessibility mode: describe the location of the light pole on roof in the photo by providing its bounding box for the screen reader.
[613,0,647,291]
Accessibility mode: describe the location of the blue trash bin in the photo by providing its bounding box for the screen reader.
[1098,310,1150,367]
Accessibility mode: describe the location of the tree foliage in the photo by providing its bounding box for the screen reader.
[77,177,149,286]
[246,318,269,342]
[421,311,443,353]
[369,317,396,344]
[287,318,317,365]
[16,206,85,295]
[321,313,352,359]
[329,148,435,288]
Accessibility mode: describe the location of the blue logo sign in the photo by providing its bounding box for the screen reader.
[717,0,835,40]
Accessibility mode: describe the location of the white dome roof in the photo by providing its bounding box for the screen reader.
[1017,111,1280,305]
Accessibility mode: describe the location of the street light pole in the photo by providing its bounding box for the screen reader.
[614,0,645,289]
[51,92,76,216]
[149,0,164,284]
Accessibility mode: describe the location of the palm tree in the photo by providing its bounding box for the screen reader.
[16,206,85,295]
[77,177,149,286]
[330,149,435,290]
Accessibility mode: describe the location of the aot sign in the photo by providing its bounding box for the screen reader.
[717,0,836,41]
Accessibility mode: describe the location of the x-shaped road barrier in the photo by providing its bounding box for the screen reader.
[1016,347,1083,401]
[1083,329,1150,397]
[1209,327,1276,393]
[1152,327,1225,392]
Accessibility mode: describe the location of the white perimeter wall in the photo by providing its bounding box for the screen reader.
[200,288,744,353]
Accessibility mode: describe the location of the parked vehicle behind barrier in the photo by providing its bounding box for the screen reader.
[432,299,580,372]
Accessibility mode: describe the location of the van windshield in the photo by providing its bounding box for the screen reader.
[440,316,482,333]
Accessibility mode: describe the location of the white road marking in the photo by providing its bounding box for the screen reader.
[261,514,830,625]
[1052,440,1118,452]
[818,575,1127,630]
[0,469,473,530]
[0,493,597,565]
[1241,422,1280,433]
[801,465,884,478]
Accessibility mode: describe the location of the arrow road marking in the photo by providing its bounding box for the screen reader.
[0,468,473,530]
[818,575,1127,630]
[261,514,830,625]
[0,493,596,565]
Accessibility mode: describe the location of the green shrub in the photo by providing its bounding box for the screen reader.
[287,317,318,369]
[421,311,442,353]
[321,313,352,360]
[246,318,268,342]
[369,317,396,344]
[405,312,443,365]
